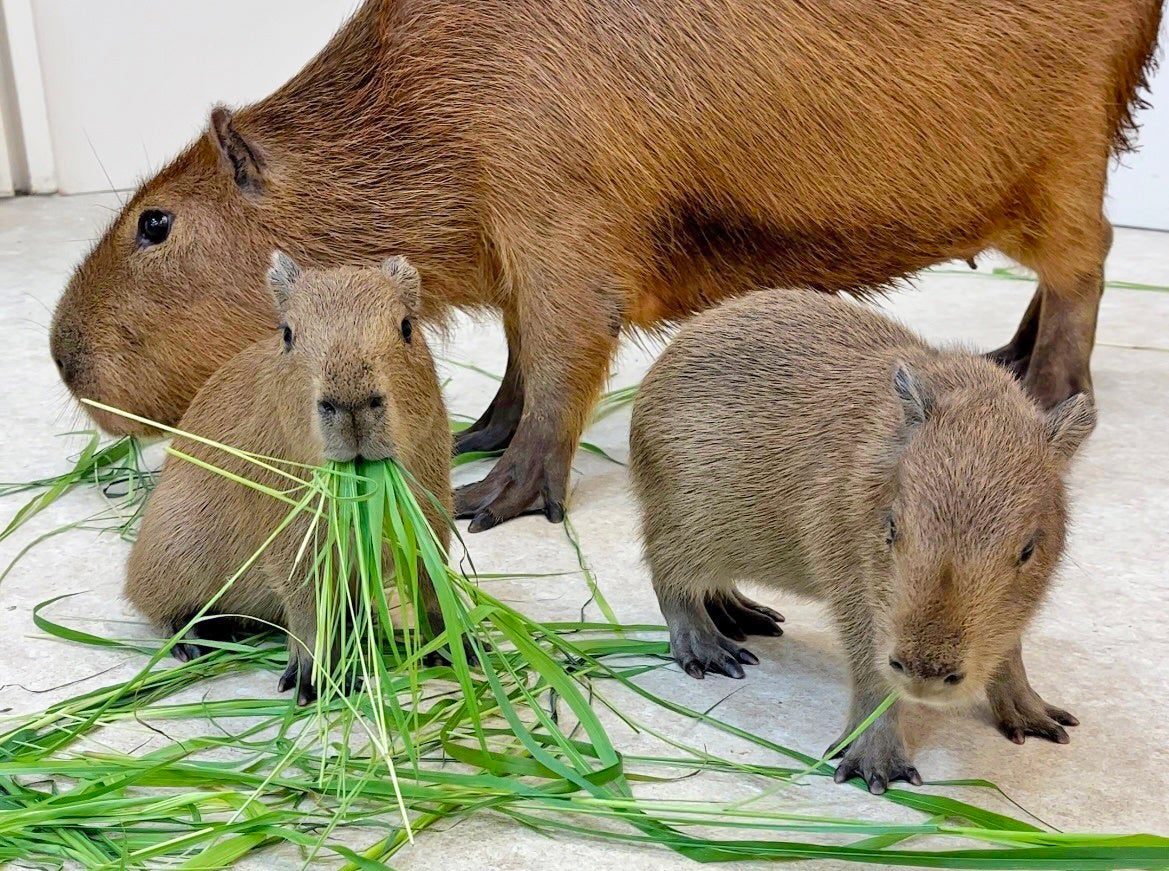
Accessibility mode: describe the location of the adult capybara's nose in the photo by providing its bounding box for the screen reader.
[49,324,86,392]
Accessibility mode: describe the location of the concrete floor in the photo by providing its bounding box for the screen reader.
[1,192,1168,869]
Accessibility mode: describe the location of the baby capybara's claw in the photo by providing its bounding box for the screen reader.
[996,701,1078,745]
[673,627,759,680]
[832,733,923,795]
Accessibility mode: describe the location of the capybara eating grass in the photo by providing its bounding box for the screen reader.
[50,0,1161,530]
[630,290,1096,793]
[125,254,451,705]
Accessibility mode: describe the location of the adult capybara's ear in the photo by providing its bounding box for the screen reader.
[210,106,265,196]
[267,250,301,314]
[1044,393,1097,460]
[381,255,421,315]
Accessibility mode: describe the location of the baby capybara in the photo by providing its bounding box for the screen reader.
[629,291,1096,793]
[126,254,451,704]
[50,0,1160,530]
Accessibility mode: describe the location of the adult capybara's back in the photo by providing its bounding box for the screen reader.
[51,0,1163,530]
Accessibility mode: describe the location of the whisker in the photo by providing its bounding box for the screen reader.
[83,130,125,207]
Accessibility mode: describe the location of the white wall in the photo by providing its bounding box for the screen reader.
[5,3,1169,231]
[1,0,57,193]
[1107,47,1169,231]
[27,0,357,193]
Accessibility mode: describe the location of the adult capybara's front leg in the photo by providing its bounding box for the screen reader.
[1006,209,1111,409]
[454,272,620,531]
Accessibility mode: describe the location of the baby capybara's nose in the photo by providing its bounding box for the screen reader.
[317,394,387,461]
[889,655,964,687]
[317,394,385,418]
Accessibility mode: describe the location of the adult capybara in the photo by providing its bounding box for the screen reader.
[126,254,451,704]
[629,290,1097,793]
[50,0,1161,531]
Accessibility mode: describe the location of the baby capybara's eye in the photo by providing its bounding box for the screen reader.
[401,318,413,343]
[1017,538,1037,565]
[281,325,293,350]
[136,210,173,248]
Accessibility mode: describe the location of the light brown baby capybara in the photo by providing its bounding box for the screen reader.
[629,290,1096,794]
[50,0,1161,531]
[125,254,451,704]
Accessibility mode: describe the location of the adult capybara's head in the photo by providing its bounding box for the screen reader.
[266,251,438,464]
[50,108,279,435]
[872,363,1096,706]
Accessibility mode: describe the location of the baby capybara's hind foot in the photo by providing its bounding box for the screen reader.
[278,649,318,707]
[704,588,784,641]
[660,585,783,679]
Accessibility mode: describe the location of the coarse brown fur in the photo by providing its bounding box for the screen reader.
[629,290,1097,793]
[125,257,451,705]
[50,0,1161,530]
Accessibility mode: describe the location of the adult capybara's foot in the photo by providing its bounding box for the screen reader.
[453,385,523,456]
[986,343,1031,381]
[1023,365,1092,411]
[990,683,1078,745]
[832,729,922,795]
[453,421,516,455]
[454,442,567,532]
[987,287,1042,380]
[705,588,784,641]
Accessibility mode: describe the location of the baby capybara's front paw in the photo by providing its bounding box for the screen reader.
[832,730,923,795]
[990,684,1079,745]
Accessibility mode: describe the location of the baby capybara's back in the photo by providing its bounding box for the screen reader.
[631,293,927,581]
[629,291,1058,601]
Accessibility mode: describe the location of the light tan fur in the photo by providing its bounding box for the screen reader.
[125,258,451,704]
[629,290,1096,793]
[51,0,1161,529]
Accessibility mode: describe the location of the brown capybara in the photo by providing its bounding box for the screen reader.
[50,0,1161,532]
[125,253,451,705]
[629,290,1097,794]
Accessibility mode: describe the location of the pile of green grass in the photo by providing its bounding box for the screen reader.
[2,392,1168,868]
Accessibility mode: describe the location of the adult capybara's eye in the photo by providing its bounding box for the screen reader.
[282,325,294,351]
[1017,537,1037,565]
[401,318,413,343]
[136,210,173,248]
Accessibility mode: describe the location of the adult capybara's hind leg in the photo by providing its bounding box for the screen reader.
[1020,218,1112,408]
[996,166,1112,408]
[454,261,621,531]
[454,309,524,456]
[1023,272,1104,406]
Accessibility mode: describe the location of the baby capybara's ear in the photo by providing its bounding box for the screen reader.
[381,255,421,315]
[209,106,266,196]
[1044,393,1097,460]
[267,250,301,314]
[892,363,932,427]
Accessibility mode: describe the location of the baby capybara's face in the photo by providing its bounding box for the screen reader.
[870,381,1095,706]
[49,136,277,435]
[268,253,428,463]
